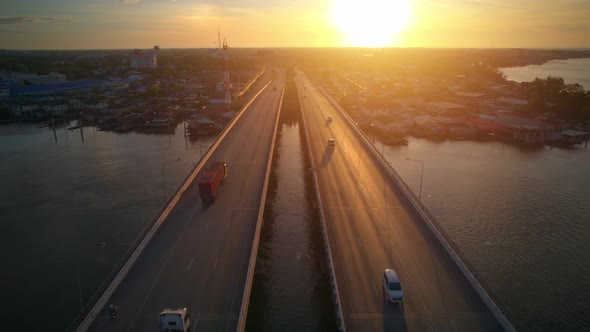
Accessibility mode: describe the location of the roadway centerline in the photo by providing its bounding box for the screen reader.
[371,281,378,297]
[213,257,219,270]
[187,258,194,271]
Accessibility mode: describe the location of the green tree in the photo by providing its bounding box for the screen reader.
[0,105,11,119]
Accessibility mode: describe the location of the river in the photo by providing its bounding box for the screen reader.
[246,109,336,331]
[0,114,335,331]
[3,119,589,330]
[0,121,215,331]
[500,57,590,90]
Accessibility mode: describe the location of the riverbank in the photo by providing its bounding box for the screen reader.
[501,57,590,90]
[0,122,214,331]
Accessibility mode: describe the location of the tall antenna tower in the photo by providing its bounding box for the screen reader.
[223,37,231,107]
[217,24,221,51]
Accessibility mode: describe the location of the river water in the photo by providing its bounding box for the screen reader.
[379,137,590,331]
[3,117,590,330]
[0,115,335,331]
[500,57,590,90]
[0,122,215,331]
[246,111,336,331]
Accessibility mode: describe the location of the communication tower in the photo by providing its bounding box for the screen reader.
[223,37,231,106]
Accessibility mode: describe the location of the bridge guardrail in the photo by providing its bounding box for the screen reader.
[236,72,282,331]
[297,74,347,332]
[70,68,269,332]
[319,85,516,332]
[235,67,265,99]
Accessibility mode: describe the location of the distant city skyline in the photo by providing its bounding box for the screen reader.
[1,0,589,50]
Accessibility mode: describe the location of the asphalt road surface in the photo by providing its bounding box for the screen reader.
[87,70,285,332]
[296,70,504,332]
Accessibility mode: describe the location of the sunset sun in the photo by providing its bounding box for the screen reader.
[331,0,412,47]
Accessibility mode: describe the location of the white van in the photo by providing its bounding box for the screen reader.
[383,269,403,304]
[159,308,191,332]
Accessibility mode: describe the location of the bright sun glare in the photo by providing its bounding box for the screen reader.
[331,0,412,47]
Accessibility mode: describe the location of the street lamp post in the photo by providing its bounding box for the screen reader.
[162,158,181,200]
[405,157,424,205]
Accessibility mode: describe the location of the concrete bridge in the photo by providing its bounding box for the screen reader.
[75,68,512,332]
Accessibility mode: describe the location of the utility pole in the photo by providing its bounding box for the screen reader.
[162,158,181,200]
[223,37,232,108]
[405,158,424,205]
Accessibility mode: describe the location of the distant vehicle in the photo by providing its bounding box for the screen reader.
[159,308,191,332]
[382,269,403,304]
[273,84,277,91]
[327,116,333,122]
[198,161,228,203]
[328,138,336,148]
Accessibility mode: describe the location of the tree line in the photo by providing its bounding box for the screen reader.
[526,76,590,122]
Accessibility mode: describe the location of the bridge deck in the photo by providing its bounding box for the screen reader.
[85,72,284,332]
[297,72,504,332]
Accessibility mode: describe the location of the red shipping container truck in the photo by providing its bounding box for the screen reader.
[198,161,228,203]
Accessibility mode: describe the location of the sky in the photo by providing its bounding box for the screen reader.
[0,0,589,50]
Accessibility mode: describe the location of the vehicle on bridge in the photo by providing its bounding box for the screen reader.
[383,269,403,305]
[198,161,228,203]
[328,138,336,148]
[159,308,191,332]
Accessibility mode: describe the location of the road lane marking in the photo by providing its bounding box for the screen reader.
[352,312,494,318]
[311,80,440,330]
[187,258,194,271]
[371,281,378,297]
[213,256,219,270]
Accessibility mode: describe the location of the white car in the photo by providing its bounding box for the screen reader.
[159,308,191,332]
[383,269,403,304]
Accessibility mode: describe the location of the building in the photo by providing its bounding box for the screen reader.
[0,83,10,98]
[10,103,40,118]
[106,78,130,90]
[560,130,589,145]
[495,97,528,110]
[110,104,130,114]
[0,70,66,85]
[489,114,554,143]
[130,49,157,69]
[44,102,69,115]
[82,99,109,111]
[427,101,467,115]
[10,80,104,96]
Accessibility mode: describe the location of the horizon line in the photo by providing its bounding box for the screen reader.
[2,46,590,52]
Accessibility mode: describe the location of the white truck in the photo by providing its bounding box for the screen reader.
[159,308,191,332]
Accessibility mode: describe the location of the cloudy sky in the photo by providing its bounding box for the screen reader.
[0,0,589,49]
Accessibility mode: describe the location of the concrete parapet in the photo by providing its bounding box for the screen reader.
[298,76,346,332]
[236,72,282,331]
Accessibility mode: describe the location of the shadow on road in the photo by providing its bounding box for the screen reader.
[383,296,407,331]
[320,146,334,168]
